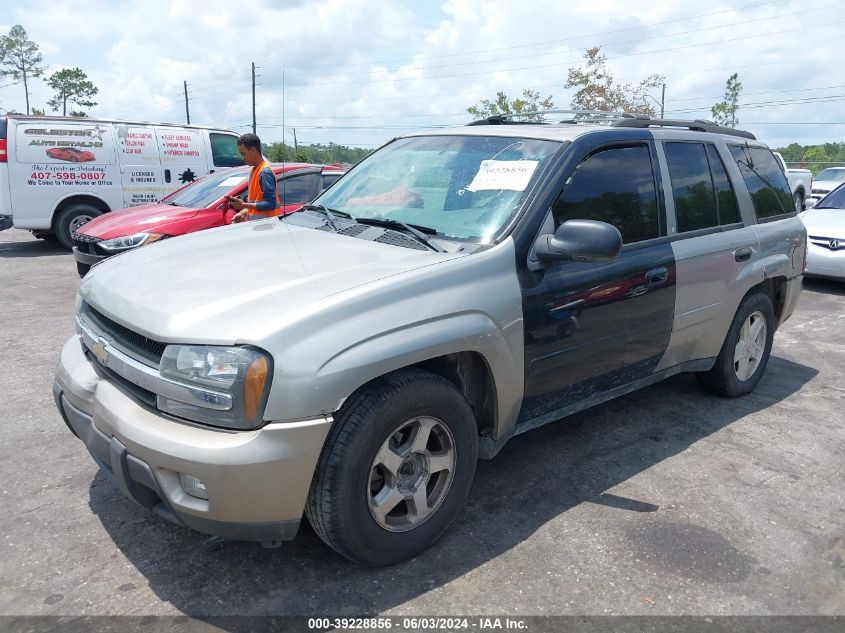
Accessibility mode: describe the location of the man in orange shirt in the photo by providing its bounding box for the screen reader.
[229,133,280,222]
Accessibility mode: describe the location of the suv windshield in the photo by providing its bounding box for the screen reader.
[815,168,845,182]
[314,135,560,242]
[161,168,248,208]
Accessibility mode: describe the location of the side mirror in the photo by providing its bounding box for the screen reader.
[535,219,622,263]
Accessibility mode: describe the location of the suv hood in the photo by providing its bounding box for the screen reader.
[77,203,202,239]
[79,220,462,343]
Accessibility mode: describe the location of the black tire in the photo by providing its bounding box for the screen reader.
[32,231,56,241]
[55,204,102,250]
[76,261,91,277]
[306,369,478,566]
[696,292,775,397]
[793,190,804,213]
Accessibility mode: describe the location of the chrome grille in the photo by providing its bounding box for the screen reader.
[81,303,166,364]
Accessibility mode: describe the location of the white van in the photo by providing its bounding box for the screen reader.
[0,115,243,248]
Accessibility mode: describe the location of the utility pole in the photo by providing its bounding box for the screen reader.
[183,81,190,125]
[292,127,297,153]
[660,83,665,119]
[251,62,256,135]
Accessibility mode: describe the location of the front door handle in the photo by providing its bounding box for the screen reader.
[164,169,171,183]
[645,267,668,286]
[735,246,752,262]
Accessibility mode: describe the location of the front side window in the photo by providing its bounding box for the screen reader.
[553,145,660,243]
[728,146,793,220]
[279,173,320,205]
[315,135,560,242]
[210,133,244,168]
[161,168,247,207]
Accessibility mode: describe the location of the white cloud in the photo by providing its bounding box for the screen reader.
[0,0,841,149]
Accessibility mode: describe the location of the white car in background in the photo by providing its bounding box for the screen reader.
[800,182,845,280]
[808,167,845,208]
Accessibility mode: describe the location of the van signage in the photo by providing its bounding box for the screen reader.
[24,125,107,148]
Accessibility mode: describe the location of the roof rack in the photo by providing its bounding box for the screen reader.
[612,117,756,140]
[467,109,637,126]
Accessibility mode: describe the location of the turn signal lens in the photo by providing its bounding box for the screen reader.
[244,355,269,421]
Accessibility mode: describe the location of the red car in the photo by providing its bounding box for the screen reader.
[72,163,346,276]
[46,147,96,162]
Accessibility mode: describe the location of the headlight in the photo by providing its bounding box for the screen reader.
[158,345,271,429]
[99,232,167,252]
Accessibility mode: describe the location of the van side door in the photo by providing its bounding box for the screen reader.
[520,141,676,424]
[116,124,163,208]
[155,127,208,198]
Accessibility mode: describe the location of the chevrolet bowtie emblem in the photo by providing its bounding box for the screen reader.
[91,338,109,366]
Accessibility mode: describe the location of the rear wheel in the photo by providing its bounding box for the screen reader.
[55,204,102,250]
[696,293,775,397]
[306,369,478,566]
[793,190,804,213]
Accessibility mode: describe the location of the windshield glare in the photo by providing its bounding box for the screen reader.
[314,135,560,242]
[815,169,845,182]
[161,169,248,208]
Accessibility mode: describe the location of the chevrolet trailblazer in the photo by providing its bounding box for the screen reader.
[53,112,805,566]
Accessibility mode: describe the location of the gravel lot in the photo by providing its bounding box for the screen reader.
[0,227,843,621]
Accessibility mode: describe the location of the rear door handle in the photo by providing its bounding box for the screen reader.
[735,246,753,262]
[164,169,171,183]
[645,267,668,286]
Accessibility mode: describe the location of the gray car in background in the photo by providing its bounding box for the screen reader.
[53,113,805,566]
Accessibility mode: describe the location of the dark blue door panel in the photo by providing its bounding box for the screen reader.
[519,242,676,423]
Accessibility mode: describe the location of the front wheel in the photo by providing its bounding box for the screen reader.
[696,292,775,397]
[55,204,102,250]
[306,369,478,566]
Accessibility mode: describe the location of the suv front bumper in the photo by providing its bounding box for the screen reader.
[53,335,332,545]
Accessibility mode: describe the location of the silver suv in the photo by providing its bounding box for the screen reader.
[53,113,806,566]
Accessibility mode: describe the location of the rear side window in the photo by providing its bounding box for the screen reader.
[728,146,793,220]
[665,143,718,232]
[210,133,244,167]
[664,142,741,232]
[279,173,320,205]
[553,145,660,243]
[707,145,741,224]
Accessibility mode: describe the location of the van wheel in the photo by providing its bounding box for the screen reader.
[55,204,102,250]
[696,293,775,397]
[793,190,804,213]
[306,369,478,566]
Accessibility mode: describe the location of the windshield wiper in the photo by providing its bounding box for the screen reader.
[354,217,445,253]
[295,204,352,231]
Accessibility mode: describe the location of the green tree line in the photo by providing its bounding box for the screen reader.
[264,141,372,165]
[774,142,845,174]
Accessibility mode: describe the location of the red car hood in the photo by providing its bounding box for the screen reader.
[77,203,203,240]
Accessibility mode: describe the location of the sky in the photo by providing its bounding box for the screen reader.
[1,0,842,153]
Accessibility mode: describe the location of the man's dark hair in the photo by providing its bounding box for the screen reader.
[236,133,262,152]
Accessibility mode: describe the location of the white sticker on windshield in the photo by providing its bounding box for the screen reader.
[467,160,539,192]
[218,176,247,187]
